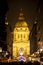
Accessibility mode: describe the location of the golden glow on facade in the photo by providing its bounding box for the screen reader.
[13,21,30,57]
[12,10,30,57]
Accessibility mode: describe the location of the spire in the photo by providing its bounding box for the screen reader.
[18,8,25,21]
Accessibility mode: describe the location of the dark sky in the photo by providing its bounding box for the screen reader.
[7,0,38,28]
[7,0,43,41]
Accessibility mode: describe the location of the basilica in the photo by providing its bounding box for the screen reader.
[6,9,39,59]
[13,10,30,58]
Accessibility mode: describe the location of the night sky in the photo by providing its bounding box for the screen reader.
[7,0,43,40]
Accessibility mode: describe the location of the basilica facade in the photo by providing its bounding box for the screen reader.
[12,10,30,58]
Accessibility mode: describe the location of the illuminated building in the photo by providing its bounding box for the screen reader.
[12,9,30,57]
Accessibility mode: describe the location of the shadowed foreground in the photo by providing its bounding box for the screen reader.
[0,61,40,65]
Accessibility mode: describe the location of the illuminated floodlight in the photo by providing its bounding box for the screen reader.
[20,52,23,56]
[18,56,26,62]
[40,49,43,52]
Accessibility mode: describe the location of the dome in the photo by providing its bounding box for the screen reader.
[15,21,28,27]
[15,9,28,27]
